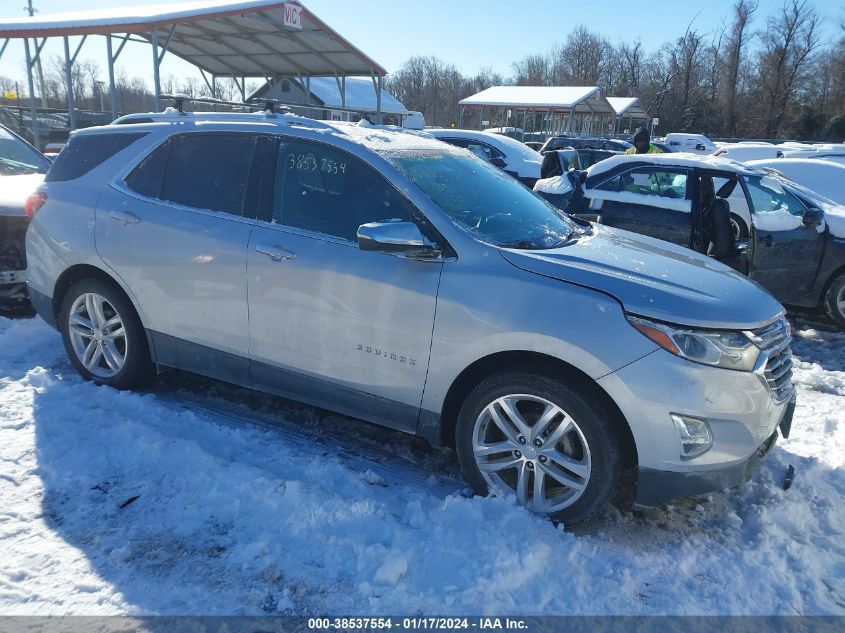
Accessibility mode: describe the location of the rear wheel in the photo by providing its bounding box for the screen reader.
[824,272,845,330]
[59,279,153,388]
[455,371,622,525]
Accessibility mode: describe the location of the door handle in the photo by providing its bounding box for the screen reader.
[110,210,140,225]
[256,243,296,262]
[761,234,774,247]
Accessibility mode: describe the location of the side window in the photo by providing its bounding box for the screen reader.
[745,176,807,218]
[158,134,257,216]
[272,140,415,241]
[713,176,750,219]
[46,133,147,182]
[125,140,170,199]
[596,174,622,192]
[620,168,688,200]
[465,142,503,162]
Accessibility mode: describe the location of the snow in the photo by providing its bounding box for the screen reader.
[1,314,844,615]
[752,210,804,231]
[713,145,785,162]
[298,77,407,116]
[459,86,602,109]
[533,175,574,196]
[0,1,283,31]
[586,153,759,182]
[606,97,640,116]
[826,213,845,239]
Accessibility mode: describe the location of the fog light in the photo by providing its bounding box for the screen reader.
[671,414,713,459]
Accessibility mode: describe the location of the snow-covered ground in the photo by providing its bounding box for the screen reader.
[0,314,843,616]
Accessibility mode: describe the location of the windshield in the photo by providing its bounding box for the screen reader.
[755,168,839,208]
[0,127,49,175]
[386,149,576,249]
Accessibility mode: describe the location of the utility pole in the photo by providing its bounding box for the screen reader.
[24,1,48,109]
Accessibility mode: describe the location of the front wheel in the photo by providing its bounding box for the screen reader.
[59,279,153,388]
[824,272,845,330]
[455,371,622,525]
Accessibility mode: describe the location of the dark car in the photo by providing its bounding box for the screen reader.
[0,124,50,310]
[576,148,623,168]
[534,152,845,328]
[540,135,633,154]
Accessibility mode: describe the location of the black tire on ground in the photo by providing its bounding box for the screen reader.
[455,370,623,525]
[730,213,749,239]
[59,278,154,389]
[823,271,845,330]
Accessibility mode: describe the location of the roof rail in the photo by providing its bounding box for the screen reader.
[159,94,385,123]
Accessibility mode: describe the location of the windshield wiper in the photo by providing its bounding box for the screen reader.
[498,240,539,249]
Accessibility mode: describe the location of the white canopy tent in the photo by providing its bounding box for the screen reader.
[458,86,615,137]
[0,0,388,147]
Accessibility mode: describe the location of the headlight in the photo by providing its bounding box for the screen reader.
[628,315,760,372]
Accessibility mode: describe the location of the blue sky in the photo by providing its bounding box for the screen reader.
[1,0,843,91]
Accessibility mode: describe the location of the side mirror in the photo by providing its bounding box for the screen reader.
[357,221,441,260]
[803,207,824,228]
[489,156,507,169]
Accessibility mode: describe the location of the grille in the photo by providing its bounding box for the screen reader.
[747,317,794,404]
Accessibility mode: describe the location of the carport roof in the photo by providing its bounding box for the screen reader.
[0,0,387,77]
[458,86,613,114]
[606,97,648,118]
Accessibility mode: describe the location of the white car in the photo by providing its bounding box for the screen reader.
[426,129,542,187]
[746,159,845,206]
[712,144,785,162]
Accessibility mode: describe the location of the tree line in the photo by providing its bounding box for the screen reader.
[385,0,845,140]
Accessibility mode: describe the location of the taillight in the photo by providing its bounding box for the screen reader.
[24,192,47,220]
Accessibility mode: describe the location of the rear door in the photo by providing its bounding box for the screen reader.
[583,166,693,245]
[745,175,826,305]
[96,132,266,379]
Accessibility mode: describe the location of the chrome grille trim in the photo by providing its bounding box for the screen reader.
[747,316,794,404]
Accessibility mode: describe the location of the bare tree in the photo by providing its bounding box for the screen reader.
[723,0,758,136]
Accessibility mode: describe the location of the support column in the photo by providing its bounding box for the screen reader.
[151,29,161,111]
[376,76,383,124]
[23,38,40,149]
[63,36,77,131]
[106,37,117,120]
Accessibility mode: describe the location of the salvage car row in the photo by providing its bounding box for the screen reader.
[4,110,844,525]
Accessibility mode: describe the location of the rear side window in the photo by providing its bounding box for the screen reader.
[124,134,257,216]
[46,133,146,182]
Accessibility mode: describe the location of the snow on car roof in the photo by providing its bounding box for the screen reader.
[586,152,761,179]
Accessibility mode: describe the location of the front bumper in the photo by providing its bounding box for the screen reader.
[636,396,794,507]
[597,346,794,507]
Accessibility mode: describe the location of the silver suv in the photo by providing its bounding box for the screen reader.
[25,111,796,524]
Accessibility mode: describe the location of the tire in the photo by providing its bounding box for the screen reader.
[59,279,154,389]
[730,213,749,240]
[823,271,845,330]
[455,371,622,525]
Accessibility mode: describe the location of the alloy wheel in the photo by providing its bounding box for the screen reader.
[472,394,591,514]
[67,293,128,379]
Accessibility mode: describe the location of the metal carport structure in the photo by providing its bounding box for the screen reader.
[0,0,388,148]
[606,97,650,136]
[458,86,615,139]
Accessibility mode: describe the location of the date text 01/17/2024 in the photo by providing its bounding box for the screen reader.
[307,617,528,630]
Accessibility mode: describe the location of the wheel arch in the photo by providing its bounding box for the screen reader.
[436,350,637,477]
[51,263,157,363]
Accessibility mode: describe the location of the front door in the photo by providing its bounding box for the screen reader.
[96,132,264,379]
[247,137,443,431]
[746,175,826,305]
[583,166,693,246]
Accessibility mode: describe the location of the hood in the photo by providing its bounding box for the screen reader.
[0,174,44,217]
[500,224,784,330]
